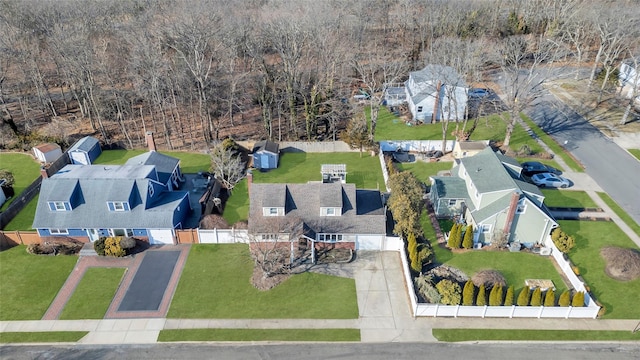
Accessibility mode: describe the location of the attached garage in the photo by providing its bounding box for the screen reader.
[355,235,384,250]
[148,229,175,245]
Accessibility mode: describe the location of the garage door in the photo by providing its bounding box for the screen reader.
[148,229,175,245]
[356,235,383,250]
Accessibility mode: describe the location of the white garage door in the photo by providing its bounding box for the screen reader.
[356,235,383,250]
[148,229,175,245]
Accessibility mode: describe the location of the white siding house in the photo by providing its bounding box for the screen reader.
[405,65,468,123]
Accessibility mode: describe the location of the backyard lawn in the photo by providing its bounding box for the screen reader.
[168,244,359,319]
[396,161,453,183]
[540,189,598,209]
[0,152,41,211]
[252,152,384,190]
[222,178,249,225]
[94,149,211,174]
[3,195,38,231]
[559,220,640,319]
[59,268,125,320]
[0,246,77,320]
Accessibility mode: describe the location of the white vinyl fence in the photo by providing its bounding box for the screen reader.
[402,234,600,319]
[198,229,249,244]
[380,140,455,153]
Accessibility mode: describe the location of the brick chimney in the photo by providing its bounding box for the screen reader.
[246,170,253,194]
[502,192,520,235]
[40,166,49,179]
[145,131,156,152]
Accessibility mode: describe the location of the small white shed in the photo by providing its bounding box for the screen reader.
[32,143,63,163]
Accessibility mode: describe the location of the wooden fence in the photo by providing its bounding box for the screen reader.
[0,231,41,249]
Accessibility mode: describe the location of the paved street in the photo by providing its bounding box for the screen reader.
[527,87,640,226]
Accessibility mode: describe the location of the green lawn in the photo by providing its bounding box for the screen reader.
[628,149,640,160]
[59,268,125,320]
[541,189,598,209]
[560,220,640,319]
[396,161,453,183]
[597,192,640,238]
[0,331,88,343]
[0,152,42,211]
[94,149,211,174]
[437,249,568,296]
[0,246,77,320]
[520,115,584,172]
[432,329,640,342]
[158,328,360,342]
[223,178,249,225]
[3,195,38,231]
[252,152,384,190]
[168,244,358,319]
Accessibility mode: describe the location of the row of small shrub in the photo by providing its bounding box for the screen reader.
[416,275,585,307]
[93,236,136,257]
[407,232,434,273]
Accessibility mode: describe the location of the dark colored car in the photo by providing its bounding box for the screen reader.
[521,161,561,177]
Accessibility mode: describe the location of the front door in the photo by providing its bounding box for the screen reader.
[87,229,99,242]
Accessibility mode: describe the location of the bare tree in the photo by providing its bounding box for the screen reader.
[619,51,640,125]
[209,144,245,191]
[247,215,303,280]
[497,35,554,148]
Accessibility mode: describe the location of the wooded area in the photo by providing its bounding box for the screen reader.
[1,0,638,151]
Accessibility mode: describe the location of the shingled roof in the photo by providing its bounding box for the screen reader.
[248,182,385,237]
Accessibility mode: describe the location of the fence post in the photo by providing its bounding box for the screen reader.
[537,306,544,318]
[509,305,516,318]
[566,306,572,319]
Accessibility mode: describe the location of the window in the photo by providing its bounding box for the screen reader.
[110,229,133,237]
[516,200,527,214]
[261,234,278,241]
[417,106,423,112]
[448,199,457,206]
[326,207,335,215]
[54,201,66,211]
[269,208,278,215]
[481,224,491,233]
[49,228,69,235]
[264,207,283,216]
[318,234,343,242]
[148,183,154,197]
[321,207,339,216]
[109,202,127,212]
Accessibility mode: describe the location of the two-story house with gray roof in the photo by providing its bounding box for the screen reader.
[248,182,387,259]
[405,65,468,123]
[32,155,191,245]
[429,147,557,247]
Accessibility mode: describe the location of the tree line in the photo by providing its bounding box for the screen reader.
[1,0,638,151]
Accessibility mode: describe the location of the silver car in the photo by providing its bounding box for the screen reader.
[531,172,571,188]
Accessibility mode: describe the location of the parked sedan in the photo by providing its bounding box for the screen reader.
[521,161,561,177]
[531,172,571,188]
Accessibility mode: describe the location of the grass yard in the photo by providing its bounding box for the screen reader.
[158,328,360,342]
[223,178,249,225]
[541,189,598,209]
[432,329,640,342]
[396,161,453,183]
[0,331,88,343]
[3,195,38,231]
[521,115,584,172]
[629,149,640,160]
[559,220,640,319]
[252,152,384,189]
[0,152,41,211]
[596,192,640,238]
[59,268,125,320]
[436,249,568,296]
[168,244,358,319]
[94,149,211,174]
[0,246,77,320]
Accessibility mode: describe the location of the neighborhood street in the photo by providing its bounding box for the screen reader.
[525,80,640,226]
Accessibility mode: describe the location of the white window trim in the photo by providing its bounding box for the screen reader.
[320,207,341,216]
[49,228,69,235]
[481,224,491,233]
[317,233,344,242]
[53,201,66,211]
[110,201,126,212]
[260,234,279,241]
[263,207,283,216]
[109,228,133,237]
[148,183,155,197]
[516,200,527,214]
[448,199,457,206]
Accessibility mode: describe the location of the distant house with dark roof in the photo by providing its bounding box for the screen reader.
[429,147,557,247]
[249,182,387,257]
[252,140,279,169]
[32,152,190,245]
[68,136,102,165]
[32,143,63,163]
